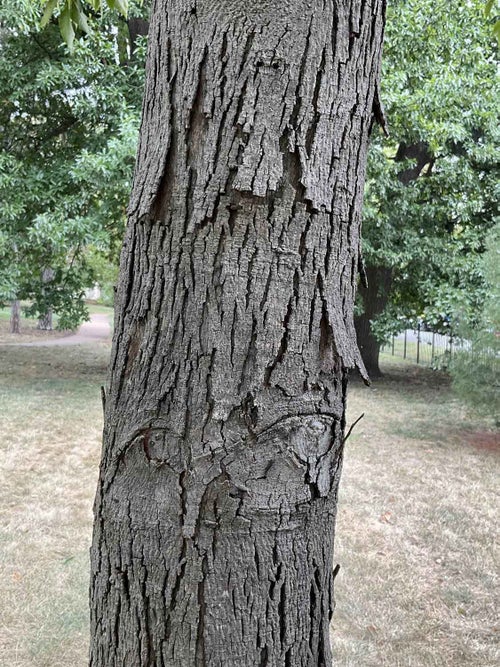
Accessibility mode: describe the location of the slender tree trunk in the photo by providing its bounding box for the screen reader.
[37,267,54,330]
[10,299,20,334]
[354,265,392,377]
[90,1,385,665]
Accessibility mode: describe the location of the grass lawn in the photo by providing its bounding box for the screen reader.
[0,344,109,667]
[85,303,114,317]
[0,344,498,666]
[333,353,499,666]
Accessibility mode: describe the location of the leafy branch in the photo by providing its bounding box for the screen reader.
[485,0,500,44]
[41,0,128,50]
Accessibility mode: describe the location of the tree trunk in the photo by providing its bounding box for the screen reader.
[37,268,55,330]
[127,16,150,55]
[37,309,53,331]
[354,265,392,377]
[10,299,20,334]
[90,2,386,665]
[355,142,432,375]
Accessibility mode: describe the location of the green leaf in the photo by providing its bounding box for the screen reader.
[59,6,75,50]
[485,0,495,17]
[494,19,500,43]
[107,0,128,18]
[70,0,91,33]
[40,0,58,28]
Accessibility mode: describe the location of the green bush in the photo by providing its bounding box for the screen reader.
[449,224,499,422]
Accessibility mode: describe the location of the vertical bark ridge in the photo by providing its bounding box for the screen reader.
[91,1,385,665]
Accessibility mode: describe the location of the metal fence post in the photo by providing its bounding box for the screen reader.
[404,329,407,359]
[416,323,421,364]
[392,334,395,356]
[431,331,435,362]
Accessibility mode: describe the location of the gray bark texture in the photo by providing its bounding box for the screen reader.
[90,1,385,665]
[37,311,53,330]
[37,268,55,330]
[10,298,20,334]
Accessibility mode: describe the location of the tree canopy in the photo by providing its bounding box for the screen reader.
[0,0,145,327]
[40,0,128,52]
[2,0,497,342]
[359,0,498,347]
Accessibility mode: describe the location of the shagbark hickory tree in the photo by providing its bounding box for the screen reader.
[90,0,386,665]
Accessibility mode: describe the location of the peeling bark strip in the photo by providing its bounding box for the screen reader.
[90,2,385,665]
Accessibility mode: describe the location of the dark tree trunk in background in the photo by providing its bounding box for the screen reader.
[354,265,392,377]
[90,1,385,665]
[356,142,433,374]
[127,16,150,55]
[10,299,20,334]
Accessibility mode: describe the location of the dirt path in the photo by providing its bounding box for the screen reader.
[17,313,111,347]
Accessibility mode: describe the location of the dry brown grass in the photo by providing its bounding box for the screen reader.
[332,357,499,666]
[0,345,498,666]
[0,344,109,666]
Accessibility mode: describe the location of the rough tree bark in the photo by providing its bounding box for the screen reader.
[10,299,20,334]
[90,1,385,665]
[37,268,55,331]
[37,311,53,330]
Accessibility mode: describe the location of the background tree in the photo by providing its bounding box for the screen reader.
[0,0,145,330]
[356,0,499,375]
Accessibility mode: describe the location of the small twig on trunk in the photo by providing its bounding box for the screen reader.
[344,413,364,443]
